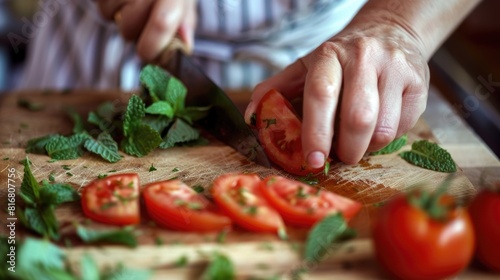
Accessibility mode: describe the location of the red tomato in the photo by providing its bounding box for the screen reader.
[259,176,361,227]
[143,180,231,232]
[468,187,500,272]
[372,193,475,280]
[255,89,324,176]
[211,173,285,234]
[81,173,140,226]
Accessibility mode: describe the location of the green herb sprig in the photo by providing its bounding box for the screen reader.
[17,158,80,240]
[371,135,408,155]
[25,64,209,163]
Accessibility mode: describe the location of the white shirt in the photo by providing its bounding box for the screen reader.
[19,0,367,90]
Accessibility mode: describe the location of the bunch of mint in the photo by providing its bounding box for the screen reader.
[25,65,209,163]
[17,158,80,240]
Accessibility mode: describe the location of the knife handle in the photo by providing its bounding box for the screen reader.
[156,35,191,65]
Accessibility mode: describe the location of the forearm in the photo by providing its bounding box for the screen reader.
[348,0,482,60]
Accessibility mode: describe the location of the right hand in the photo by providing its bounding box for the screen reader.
[97,0,197,62]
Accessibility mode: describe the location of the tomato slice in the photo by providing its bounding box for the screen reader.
[259,176,361,227]
[81,173,140,226]
[256,89,324,176]
[211,174,285,234]
[143,180,231,232]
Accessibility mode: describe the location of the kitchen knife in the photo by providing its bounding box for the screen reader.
[159,37,271,167]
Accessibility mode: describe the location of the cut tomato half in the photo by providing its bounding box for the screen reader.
[143,180,231,232]
[260,176,361,227]
[211,173,285,234]
[255,89,325,176]
[81,173,140,226]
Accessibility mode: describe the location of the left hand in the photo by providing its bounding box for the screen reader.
[245,19,430,166]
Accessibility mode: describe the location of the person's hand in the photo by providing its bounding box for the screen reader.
[97,0,197,62]
[245,19,430,166]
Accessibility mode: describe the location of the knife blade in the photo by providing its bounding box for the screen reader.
[158,37,271,167]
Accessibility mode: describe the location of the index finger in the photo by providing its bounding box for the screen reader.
[301,48,343,168]
[136,0,186,62]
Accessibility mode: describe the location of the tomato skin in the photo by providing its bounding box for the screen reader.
[211,173,285,233]
[81,173,140,226]
[143,180,231,232]
[259,176,361,227]
[255,89,324,176]
[468,189,500,272]
[372,195,475,280]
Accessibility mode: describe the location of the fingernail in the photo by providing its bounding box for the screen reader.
[307,151,325,169]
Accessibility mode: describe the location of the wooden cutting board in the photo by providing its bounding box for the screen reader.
[0,89,477,279]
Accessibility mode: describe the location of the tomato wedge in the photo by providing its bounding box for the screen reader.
[211,174,285,234]
[81,173,140,226]
[255,89,324,176]
[143,180,231,232]
[259,176,361,227]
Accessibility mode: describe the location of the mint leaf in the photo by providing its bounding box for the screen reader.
[81,254,100,280]
[164,76,187,113]
[96,101,116,121]
[45,133,90,160]
[84,132,122,163]
[122,124,162,157]
[142,115,172,134]
[122,96,162,157]
[399,140,456,173]
[20,157,40,205]
[21,206,59,240]
[371,135,408,155]
[201,253,235,280]
[88,111,113,132]
[160,118,200,149]
[304,213,352,263]
[77,225,138,248]
[123,95,146,137]
[140,64,187,111]
[17,238,72,280]
[140,64,170,102]
[39,182,80,205]
[145,101,174,118]
[179,105,212,124]
[66,108,85,134]
[88,102,117,132]
[25,134,60,154]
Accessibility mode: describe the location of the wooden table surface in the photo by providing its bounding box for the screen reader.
[0,86,499,280]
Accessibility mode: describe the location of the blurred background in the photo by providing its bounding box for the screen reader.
[0,0,499,157]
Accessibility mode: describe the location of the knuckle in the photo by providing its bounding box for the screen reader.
[314,41,341,59]
[347,107,377,132]
[308,86,336,104]
[350,37,378,61]
[150,14,173,33]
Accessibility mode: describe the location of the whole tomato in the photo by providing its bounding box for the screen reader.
[372,192,475,280]
[468,186,500,272]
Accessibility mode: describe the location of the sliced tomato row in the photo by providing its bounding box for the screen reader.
[81,173,361,234]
